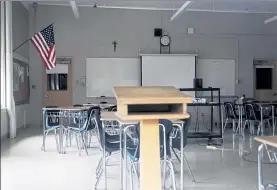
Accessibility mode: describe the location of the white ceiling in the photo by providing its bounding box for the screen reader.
[21,0,277,13]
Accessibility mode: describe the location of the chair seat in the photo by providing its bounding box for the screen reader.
[66,123,86,132]
[106,133,120,142]
[127,146,139,161]
[45,125,60,130]
[247,115,271,121]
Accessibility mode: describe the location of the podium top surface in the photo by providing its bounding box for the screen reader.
[113,86,192,104]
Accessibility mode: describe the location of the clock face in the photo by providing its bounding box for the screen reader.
[160,35,170,46]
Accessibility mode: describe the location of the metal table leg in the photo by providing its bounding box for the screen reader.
[41,110,46,151]
[119,123,123,190]
[180,123,184,190]
[102,121,107,190]
[272,106,275,136]
[258,143,264,190]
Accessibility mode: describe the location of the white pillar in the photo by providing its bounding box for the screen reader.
[1,2,6,108]
[5,1,16,138]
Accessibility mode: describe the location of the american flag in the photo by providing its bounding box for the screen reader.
[31,24,56,70]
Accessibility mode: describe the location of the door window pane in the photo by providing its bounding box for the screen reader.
[256,68,272,89]
[47,74,68,91]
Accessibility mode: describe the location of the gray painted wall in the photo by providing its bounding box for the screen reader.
[28,5,277,125]
[1,2,30,139]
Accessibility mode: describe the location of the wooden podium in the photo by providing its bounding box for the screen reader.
[113,86,192,190]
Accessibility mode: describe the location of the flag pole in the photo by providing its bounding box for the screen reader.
[13,22,55,52]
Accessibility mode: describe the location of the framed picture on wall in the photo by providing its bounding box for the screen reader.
[13,57,30,105]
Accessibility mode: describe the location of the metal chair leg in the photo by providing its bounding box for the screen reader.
[41,131,47,151]
[183,154,195,182]
[54,129,60,153]
[131,162,140,182]
[96,156,103,173]
[171,147,195,182]
[242,120,248,136]
[81,132,89,156]
[129,160,134,190]
[223,118,229,132]
[75,133,81,156]
[95,166,103,189]
[232,119,236,132]
[257,122,262,136]
[161,161,166,190]
[167,160,177,190]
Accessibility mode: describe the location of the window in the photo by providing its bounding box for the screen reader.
[256,67,272,90]
[47,73,68,91]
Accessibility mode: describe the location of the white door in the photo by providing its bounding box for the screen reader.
[254,62,277,101]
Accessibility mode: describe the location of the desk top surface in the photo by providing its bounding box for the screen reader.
[256,102,277,106]
[43,106,89,111]
[255,136,277,148]
[101,111,139,124]
[101,111,185,124]
[113,86,192,104]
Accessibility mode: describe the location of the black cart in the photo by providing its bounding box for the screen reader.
[179,88,223,143]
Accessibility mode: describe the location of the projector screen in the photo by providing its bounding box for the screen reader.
[141,54,196,96]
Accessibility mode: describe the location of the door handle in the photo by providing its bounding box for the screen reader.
[44,94,49,98]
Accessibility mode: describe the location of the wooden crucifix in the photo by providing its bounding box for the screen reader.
[112,40,118,52]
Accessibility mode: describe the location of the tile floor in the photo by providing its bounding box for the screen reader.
[1,126,277,190]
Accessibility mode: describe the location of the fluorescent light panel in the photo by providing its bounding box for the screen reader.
[70,1,80,19]
[265,15,277,24]
[171,1,191,21]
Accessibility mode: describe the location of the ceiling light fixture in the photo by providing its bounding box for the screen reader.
[264,15,277,24]
[70,1,80,19]
[170,1,191,21]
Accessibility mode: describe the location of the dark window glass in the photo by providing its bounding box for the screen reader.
[256,68,272,89]
[47,74,68,91]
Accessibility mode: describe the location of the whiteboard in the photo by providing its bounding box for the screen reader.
[86,58,140,97]
[197,59,235,96]
[141,54,196,97]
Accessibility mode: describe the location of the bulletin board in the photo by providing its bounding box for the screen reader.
[13,58,30,105]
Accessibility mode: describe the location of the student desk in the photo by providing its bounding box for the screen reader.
[113,86,192,190]
[255,136,277,190]
[100,111,139,190]
[42,106,90,154]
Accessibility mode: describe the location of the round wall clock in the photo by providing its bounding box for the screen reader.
[160,35,171,54]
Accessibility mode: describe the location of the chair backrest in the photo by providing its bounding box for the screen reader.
[86,106,101,130]
[171,115,191,150]
[80,106,100,131]
[273,102,277,115]
[92,107,105,149]
[223,102,237,119]
[244,98,256,103]
[73,104,83,107]
[107,105,117,111]
[244,103,257,120]
[45,106,60,128]
[131,119,173,160]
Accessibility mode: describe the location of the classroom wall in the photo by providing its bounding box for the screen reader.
[28,5,277,125]
[1,2,30,139]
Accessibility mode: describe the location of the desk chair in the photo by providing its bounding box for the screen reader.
[42,106,60,152]
[73,104,85,124]
[64,106,95,156]
[93,108,131,190]
[244,103,271,136]
[223,102,239,132]
[125,120,177,190]
[171,115,195,183]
